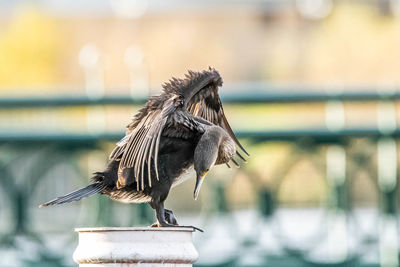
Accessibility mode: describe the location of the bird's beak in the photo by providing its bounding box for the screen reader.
[194,171,208,200]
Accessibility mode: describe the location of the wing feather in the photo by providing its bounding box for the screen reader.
[153,120,165,181]
[115,97,177,189]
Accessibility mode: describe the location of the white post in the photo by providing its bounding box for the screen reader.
[73,227,199,267]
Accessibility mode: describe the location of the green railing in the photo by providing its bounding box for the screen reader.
[0,91,398,267]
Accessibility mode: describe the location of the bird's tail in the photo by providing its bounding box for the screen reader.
[39,183,106,208]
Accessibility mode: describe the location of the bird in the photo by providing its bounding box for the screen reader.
[40,67,248,230]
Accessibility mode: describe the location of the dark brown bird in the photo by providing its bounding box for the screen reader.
[40,67,248,230]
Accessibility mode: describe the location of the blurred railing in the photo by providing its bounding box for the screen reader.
[0,91,399,267]
[2,89,400,107]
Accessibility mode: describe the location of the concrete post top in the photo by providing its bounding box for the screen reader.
[73,226,199,266]
[75,227,196,233]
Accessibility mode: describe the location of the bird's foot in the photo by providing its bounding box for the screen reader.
[180,225,204,232]
[151,221,203,232]
[151,203,203,232]
[151,221,176,228]
[164,209,178,225]
[150,209,178,226]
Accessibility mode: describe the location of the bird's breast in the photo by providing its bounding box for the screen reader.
[108,190,152,204]
[171,166,195,188]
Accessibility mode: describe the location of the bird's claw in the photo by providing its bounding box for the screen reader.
[164,209,178,225]
[151,222,203,232]
[152,207,203,232]
[182,225,203,232]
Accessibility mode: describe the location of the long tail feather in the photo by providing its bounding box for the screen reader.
[39,183,106,208]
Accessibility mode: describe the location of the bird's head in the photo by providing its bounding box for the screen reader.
[194,157,216,201]
[193,128,221,200]
[193,157,216,201]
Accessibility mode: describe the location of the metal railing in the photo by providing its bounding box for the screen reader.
[0,90,399,267]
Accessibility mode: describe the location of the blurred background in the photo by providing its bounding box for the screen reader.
[0,0,399,266]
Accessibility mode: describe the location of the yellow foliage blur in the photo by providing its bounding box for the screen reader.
[0,6,61,92]
[305,2,400,84]
[1,2,400,94]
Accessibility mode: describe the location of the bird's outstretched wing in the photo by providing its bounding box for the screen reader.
[163,67,249,165]
[110,95,180,190]
[110,95,206,191]
[110,67,247,190]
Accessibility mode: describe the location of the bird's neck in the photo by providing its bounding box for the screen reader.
[197,125,235,165]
